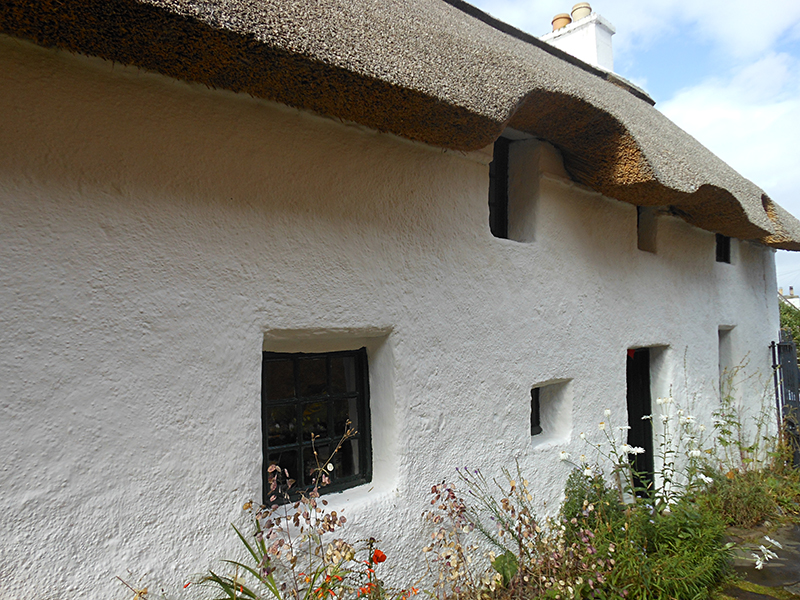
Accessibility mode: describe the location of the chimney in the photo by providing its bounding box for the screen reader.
[540,3,616,72]
[791,286,795,297]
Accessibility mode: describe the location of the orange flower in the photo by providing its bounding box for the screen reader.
[372,549,386,563]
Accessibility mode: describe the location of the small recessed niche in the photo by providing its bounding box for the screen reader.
[637,206,657,253]
[530,379,572,447]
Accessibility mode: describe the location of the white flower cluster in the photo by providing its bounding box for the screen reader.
[752,536,782,570]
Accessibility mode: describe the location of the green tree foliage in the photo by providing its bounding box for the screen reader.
[779,300,800,346]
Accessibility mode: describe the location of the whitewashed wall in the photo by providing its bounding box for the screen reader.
[0,35,780,598]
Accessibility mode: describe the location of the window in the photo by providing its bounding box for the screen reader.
[530,387,542,435]
[716,234,731,263]
[488,137,510,239]
[262,349,371,497]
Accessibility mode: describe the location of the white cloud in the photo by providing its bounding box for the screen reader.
[613,0,800,58]
[659,51,800,288]
[659,52,800,205]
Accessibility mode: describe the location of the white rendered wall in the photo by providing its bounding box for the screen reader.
[0,36,780,598]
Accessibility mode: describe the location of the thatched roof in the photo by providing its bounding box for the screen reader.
[3,0,799,249]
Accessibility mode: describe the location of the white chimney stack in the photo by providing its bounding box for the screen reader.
[540,3,616,72]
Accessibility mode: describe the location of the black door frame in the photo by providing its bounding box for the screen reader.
[626,348,655,493]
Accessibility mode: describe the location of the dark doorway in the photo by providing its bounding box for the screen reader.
[626,348,654,493]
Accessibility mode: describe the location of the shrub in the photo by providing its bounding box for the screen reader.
[697,470,774,529]
[558,467,730,600]
[423,466,617,600]
[699,372,800,529]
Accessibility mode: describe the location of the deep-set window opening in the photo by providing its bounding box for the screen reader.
[716,234,731,263]
[489,137,510,239]
[529,380,571,445]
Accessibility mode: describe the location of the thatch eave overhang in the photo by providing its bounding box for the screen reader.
[2,0,798,249]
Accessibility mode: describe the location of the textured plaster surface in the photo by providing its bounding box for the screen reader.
[0,38,781,598]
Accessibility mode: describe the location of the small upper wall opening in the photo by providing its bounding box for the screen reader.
[540,3,616,72]
[488,130,550,243]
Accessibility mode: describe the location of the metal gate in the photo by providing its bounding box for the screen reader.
[771,330,800,465]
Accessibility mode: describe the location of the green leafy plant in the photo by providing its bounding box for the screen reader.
[561,405,731,600]
[779,300,800,347]
[696,368,800,529]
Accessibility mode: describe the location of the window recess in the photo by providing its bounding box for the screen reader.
[488,132,543,243]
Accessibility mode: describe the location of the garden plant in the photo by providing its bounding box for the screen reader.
[120,379,800,600]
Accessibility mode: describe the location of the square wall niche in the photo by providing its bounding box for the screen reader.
[530,379,572,447]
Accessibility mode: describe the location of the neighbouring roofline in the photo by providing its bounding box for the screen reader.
[2,0,799,249]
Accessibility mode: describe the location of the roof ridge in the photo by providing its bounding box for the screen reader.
[439,0,655,105]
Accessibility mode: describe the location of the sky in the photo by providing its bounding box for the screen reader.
[468,0,800,291]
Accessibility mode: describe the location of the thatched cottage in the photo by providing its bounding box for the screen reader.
[1,0,798,595]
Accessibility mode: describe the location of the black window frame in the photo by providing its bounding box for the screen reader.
[716,234,731,263]
[489,137,510,239]
[262,348,372,499]
[530,387,542,436]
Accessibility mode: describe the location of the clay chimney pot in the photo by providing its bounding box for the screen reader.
[552,13,572,31]
[571,2,592,21]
